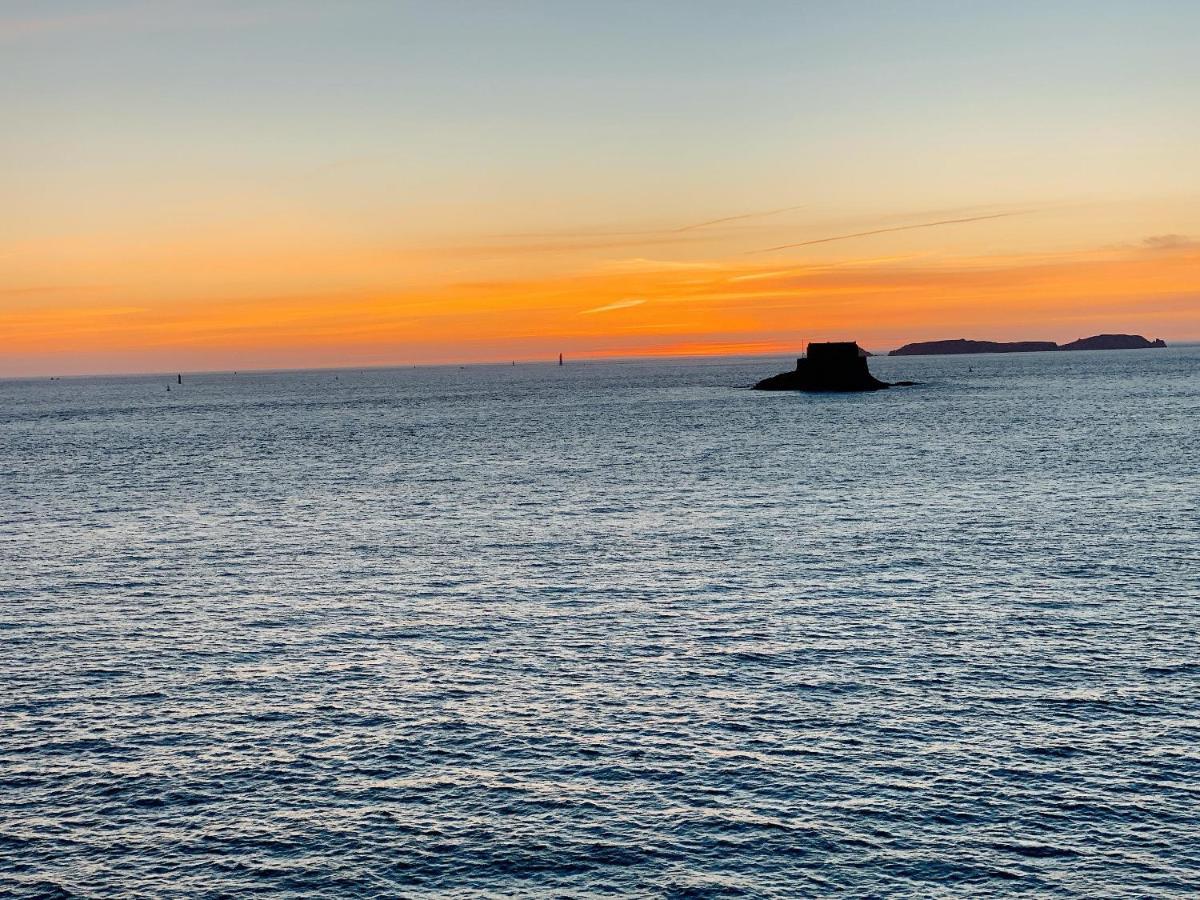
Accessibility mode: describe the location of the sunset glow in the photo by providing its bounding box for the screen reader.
[4,2,1198,375]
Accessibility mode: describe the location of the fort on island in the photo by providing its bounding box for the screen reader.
[753,342,910,392]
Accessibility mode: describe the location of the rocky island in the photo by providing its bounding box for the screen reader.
[889,333,1166,356]
[1059,334,1168,351]
[754,342,911,392]
[888,339,1057,356]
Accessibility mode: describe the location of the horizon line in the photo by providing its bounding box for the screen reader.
[3,334,1191,381]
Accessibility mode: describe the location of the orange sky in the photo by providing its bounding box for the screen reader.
[4,3,1198,375]
[4,222,1197,375]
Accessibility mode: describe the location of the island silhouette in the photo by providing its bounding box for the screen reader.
[889,333,1166,356]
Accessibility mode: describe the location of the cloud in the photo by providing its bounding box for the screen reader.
[9,238,1198,374]
[1142,234,1195,250]
[426,234,711,257]
[580,298,647,315]
[748,211,1031,253]
[598,258,720,273]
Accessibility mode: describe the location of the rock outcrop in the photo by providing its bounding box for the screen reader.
[753,342,895,392]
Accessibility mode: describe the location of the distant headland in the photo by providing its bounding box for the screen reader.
[889,333,1166,356]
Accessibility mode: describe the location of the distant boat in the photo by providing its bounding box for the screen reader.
[558,353,563,366]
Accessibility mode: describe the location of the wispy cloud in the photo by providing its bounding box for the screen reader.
[8,236,1197,373]
[422,233,713,258]
[748,211,1031,253]
[580,298,647,315]
[1143,234,1195,250]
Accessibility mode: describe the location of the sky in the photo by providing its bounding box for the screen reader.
[3,0,1198,375]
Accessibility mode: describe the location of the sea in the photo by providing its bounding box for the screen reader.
[2,347,1198,898]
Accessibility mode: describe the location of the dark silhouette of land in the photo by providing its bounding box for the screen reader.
[754,342,911,392]
[890,333,1166,356]
[889,339,1057,356]
[1059,334,1167,351]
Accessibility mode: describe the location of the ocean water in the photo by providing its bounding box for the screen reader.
[2,348,1198,898]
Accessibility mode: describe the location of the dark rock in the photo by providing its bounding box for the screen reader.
[753,342,894,392]
[1060,333,1166,351]
[889,338,1058,356]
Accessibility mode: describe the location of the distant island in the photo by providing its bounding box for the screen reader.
[1058,334,1167,351]
[889,333,1166,356]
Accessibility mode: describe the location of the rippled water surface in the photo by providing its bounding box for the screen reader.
[3,349,1199,897]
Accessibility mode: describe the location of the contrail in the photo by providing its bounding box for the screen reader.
[672,204,806,233]
[501,204,806,239]
[748,211,1028,253]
